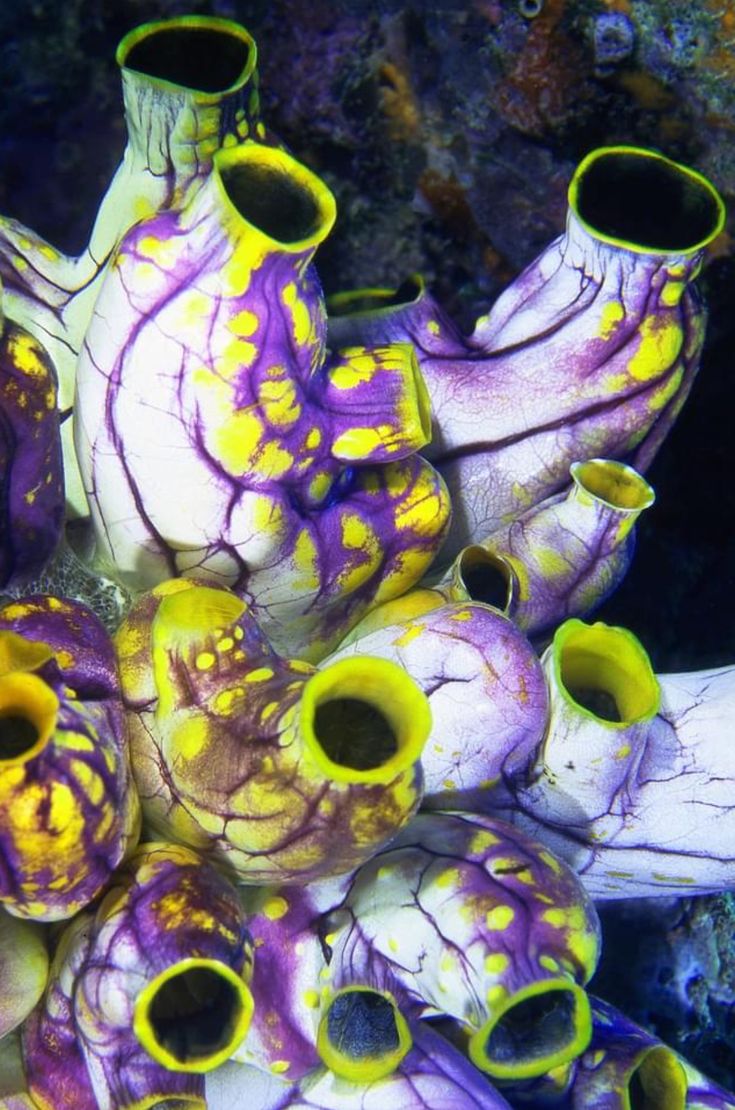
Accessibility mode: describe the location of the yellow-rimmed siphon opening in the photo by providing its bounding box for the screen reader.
[570,459,655,513]
[552,619,660,727]
[300,656,430,785]
[627,1045,688,1109]
[469,978,592,1080]
[133,957,254,1073]
[0,673,59,764]
[117,16,257,98]
[317,987,412,1082]
[327,274,426,318]
[213,142,337,251]
[454,546,513,612]
[569,146,726,256]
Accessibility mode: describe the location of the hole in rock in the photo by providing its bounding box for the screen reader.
[124,27,252,94]
[147,967,240,1064]
[576,151,721,251]
[0,714,39,759]
[485,989,577,1066]
[327,991,400,1060]
[314,698,398,771]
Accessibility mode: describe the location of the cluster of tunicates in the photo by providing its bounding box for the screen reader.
[0,14,732,1110]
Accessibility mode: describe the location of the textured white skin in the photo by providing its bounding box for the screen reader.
[0,37,256,517]
[508,652,735,898]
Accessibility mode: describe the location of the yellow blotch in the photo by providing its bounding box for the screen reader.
[308,470,334,503]
[271,1060,290,1074]
[539,955,560,972]
[292,529,320,591]
[628,317,683,381]
[485,905,515,931]
[660,280,685,306]
[647,364,684,412]
[259,374,301,427]
[542,908,566,928]
[470,830,500,855]
[303,989,320,1009]
[427,319,441,336]
[246,668,275,684]
[484,952,509,974]
[196,652,216,671]
[329,352,379,391]
[539,850,563,875]
[486,984,506,1008]
[215,337,258,380]
[332,425,388,460]
[70,759,105,806]
[137,235,182,269]
[8,332,50,380]
[262,895,289,920]
[257,441,294,480]
[282,283,313,346]
[392,624,424,648]
[388,937,399,953]
[450,609,472,622]
[217,637,235,652]
[614,744,632,759]
[599,300,625,339]
[214,408,264,473]
[172,715,210,760]
[227,309,259,337]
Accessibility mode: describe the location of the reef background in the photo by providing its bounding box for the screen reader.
[2,0,734,1088]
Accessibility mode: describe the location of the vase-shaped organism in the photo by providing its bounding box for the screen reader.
[116,580,430,884]
[439,458,654,639]
[23,842,254,1110]
[0,594,139,920]
[75,140,449,661]
[0,297,63,587]
[504,619,735,898]
[327,600,547,809]
[328,148,725,559]
[209,1023,512,1108]
[0,16,261,516]
[322,812,600,1082]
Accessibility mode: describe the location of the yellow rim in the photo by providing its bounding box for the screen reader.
[117,16,257,98]
[552,619,660,727]
[469,979,591,1080]
[0,673,59,764]
[570,459,655,512]
[300,656,430,785]
[212,141,337,251]
[568,145,726,255]
[133,957,254,1073]
[327,275,425,317]
[629,1045,687,1109]
[317,987,413,1081]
